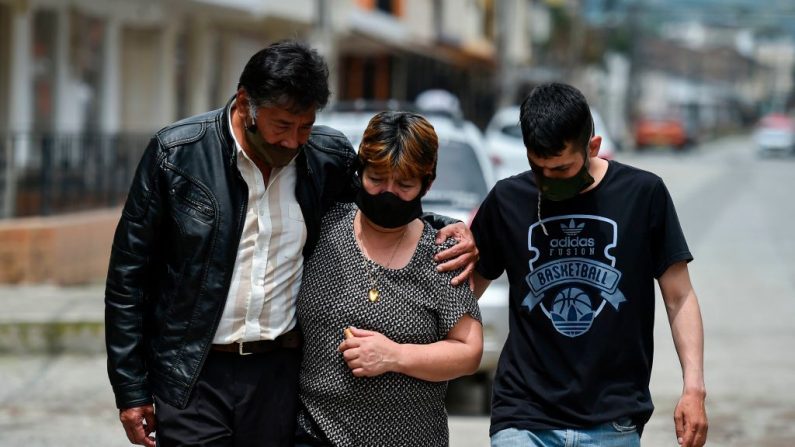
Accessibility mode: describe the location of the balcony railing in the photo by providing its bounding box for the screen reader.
[0,132,151,218]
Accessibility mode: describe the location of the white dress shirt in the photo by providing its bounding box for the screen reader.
[212,108,307,343]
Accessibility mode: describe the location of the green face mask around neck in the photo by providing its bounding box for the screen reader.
[244,124,300,168]
[532,153,595,202]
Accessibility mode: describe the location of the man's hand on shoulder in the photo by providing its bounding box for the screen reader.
[674,387,708,447]
[120,404,156,447]
[434,222,479,288]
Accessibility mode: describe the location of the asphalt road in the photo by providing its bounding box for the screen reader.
[1,134,794,446]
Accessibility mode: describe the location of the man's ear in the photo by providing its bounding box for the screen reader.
[236,88,251,121]
[588,135,602,158]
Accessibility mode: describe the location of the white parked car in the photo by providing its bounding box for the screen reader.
[485,106,616,180]
[753,113,795,156]
[315,106,510,393]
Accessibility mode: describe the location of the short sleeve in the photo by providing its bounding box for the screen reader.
[649,179,693,278]
[470,187,505,280]
[432,239,482,337]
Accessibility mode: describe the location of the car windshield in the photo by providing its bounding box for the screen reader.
[423,139,488,209]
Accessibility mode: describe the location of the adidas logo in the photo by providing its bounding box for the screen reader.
[560,219,585,236]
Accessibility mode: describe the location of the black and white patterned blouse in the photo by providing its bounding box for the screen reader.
[296,202,481,447]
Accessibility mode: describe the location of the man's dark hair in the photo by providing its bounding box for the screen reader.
[238,40,330,113]
[519,82,593,158]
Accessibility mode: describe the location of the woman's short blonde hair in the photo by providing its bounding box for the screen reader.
[357,111,438,187]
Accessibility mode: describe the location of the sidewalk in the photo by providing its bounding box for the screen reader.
[0,284,106,354]
[0,284,495,447]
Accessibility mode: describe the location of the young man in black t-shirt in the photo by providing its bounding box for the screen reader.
[471,83,708,447]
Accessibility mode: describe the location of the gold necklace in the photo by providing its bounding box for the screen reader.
[357,215,408,303]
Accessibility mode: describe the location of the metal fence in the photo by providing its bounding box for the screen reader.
[0,132,150,218]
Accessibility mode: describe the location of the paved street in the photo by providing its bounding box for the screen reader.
[1,134,794,446]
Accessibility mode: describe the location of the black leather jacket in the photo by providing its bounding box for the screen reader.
[105,100,360,410]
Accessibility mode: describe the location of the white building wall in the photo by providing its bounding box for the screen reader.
[441,0,483,43]
[638,73,672,116]
[100,17,121,134]
[121,26,163,133]
[756,39,795,102]
[0,2,12,132]
[2,0,328,136]
[221,35,270,102]
[402,0,490,46]
[505,0,531,65]
[402,0,434,42]
[259,0,316,22]
[185,17,214,116]
[192,0,316,21]
[8,2,32,136]
[158,22,179,126]
[603,52,630,143]
[53,6,76,133]
[0,0,498,136]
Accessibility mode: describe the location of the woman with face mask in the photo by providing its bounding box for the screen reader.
[294,111,483,447]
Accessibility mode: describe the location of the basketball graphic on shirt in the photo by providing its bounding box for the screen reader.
[549,287,594,337]
[524,215,627,337]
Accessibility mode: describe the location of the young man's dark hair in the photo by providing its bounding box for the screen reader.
[519,82,593,158]
[238,39,330,113]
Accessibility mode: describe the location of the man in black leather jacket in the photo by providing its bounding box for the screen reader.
[105,40,478,447]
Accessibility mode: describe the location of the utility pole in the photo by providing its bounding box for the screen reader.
[624,0,644,150]
[312,0,338,106]
[568,0,586,75]
[495,0,516,107]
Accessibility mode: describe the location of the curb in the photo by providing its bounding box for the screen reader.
[0,321,105,355]
[0,285,105,355]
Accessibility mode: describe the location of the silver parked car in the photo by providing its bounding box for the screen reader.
[315,106,509,395]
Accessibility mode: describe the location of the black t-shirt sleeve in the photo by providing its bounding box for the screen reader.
[649,178,693,278]
[470,188,505,280]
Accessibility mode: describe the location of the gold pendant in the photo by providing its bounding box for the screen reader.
[368,288,380,302]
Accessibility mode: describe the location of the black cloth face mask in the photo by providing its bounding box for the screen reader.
[244,123,300,168]
[531,154,594,202]
[355,188,424,229]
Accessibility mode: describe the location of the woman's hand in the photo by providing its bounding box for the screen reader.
[338,327,402,377]
[434,222,479,288]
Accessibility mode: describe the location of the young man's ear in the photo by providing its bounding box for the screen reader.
[588,135,602,158]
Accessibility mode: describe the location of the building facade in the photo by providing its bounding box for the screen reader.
[0,0,540,218]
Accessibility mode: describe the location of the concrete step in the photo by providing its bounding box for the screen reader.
[0,285,105,355]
